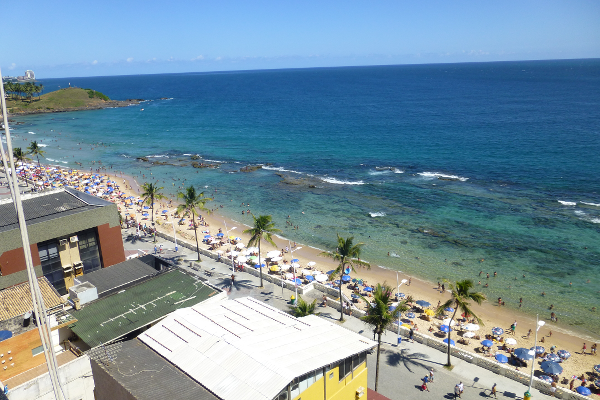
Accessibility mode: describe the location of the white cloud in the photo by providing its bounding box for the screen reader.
[92,60,98,65]
[126,57,134,63]
[8,63,16,70]
[191,55,205,61]
[146,58,157,63]
[168,56,174,62]
[215,56,222,61]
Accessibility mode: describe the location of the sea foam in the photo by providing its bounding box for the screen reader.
[558,200,576,206]
[262,166,303,174]
[320,177,365,185]
[370,212,386,217]
[419,172,468,181]
[581,202,600,207]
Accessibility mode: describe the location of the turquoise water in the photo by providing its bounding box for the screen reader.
[8,60,600,337]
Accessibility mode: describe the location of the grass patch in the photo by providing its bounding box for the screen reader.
[6,87,112,114]
[443,364,455,371]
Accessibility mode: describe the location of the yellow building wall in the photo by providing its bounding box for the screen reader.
[320,362,367,400]
[292,375,325,400]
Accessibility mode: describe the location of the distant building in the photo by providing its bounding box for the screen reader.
[16,70,35,82]
[0,188,125,294]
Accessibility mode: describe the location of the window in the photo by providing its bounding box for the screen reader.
[32,345,44,356]
[353,352,366,370]
[38,241,66,295]
[275,388,288,400]
[77,229,102,273]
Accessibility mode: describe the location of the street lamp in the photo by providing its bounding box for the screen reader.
[170,219,178,252]
[289,241,302,302]
[525,316,546,400]
[396,273,408,344]
[224,222,237,272]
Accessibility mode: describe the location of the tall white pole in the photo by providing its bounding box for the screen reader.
[171,220,178,251]
[527,316,545,398]
[0,69,65,400]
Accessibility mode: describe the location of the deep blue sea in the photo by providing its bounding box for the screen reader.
[8,60,600,338]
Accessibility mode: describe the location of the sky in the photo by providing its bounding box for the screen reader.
[1,0,599,78]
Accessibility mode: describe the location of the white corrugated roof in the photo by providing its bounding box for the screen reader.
[139,296,376,400]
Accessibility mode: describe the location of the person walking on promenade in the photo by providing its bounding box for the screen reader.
[454,384,461,399]
[429,368,434,383]
[490,383,497,398]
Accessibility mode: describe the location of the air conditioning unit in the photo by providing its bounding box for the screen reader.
[73,261,83,269]
[70,235,79,243]
[356,386,365,398]
[59,239,68,246]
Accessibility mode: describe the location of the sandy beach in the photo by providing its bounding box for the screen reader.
[95,170,599,391]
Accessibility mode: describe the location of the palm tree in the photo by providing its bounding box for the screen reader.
[290,296,318,317]
[27,141,46,167]
[435,279,486,367]
[12,148,31,187]
[141,182,166,242]
[176,186,213,260]
[243,215,281,288]
[320,234,370,321]
[360,283,408,392]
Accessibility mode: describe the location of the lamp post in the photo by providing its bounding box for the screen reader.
[289,241,302,302]
[224,222,237,272]
[525,316,545,400]
[396,273,408,344]
[170,219,178,252]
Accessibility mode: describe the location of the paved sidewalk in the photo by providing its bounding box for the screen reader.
[122,228,548,400]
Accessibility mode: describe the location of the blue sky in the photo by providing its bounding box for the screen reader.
[2,0,599,78]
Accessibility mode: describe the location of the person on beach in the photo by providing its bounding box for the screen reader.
[581,343,587,355]
[591,343,597,355]
[527,329,532,338]
[429,368,434,382]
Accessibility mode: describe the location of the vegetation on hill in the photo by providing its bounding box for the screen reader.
[3,87,139,115]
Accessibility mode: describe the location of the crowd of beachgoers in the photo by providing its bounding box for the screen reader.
[4,161,599,394]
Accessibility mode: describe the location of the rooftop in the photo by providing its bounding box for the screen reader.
[139,296,377,400]
[0,187,113,233]
[0,277,64,321]
[68,270,219,348]
[73,257,158,297]
[87,339,220,400]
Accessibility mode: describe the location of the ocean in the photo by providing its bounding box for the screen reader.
[7,59,600,338]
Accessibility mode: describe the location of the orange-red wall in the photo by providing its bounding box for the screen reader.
[0,244,41,276]
[97,223,125,268]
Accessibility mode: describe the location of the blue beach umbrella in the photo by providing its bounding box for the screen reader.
[204,235,212,239]
[162,210,168,213]
[143,206,149,209]
[545,353,561,363]
[334,280,341,285]
[514,348,535,361]
[351,294,360,299]
[491,327,504,336]
[305,275,315,282]
[540,361,563,375]
[406,312,416,319]
[344,267,351,274]
[531,346,545,355]
[416,300,431,308]
[495,354,508,364]
[593,364,600,373]
[595,379,600,388]
[440,325,451,333]
[396,292,406,298]
[538,375,553,384]
[363,287,373,292]
[326,270,335,275]
[291,259,299,263]
[342,275,351,282]
[216,233,224,237]
[293,278,302,285]
[388,305,396,312]
[557,350,571,360]
[576,386,591,396]
[481,340,494,348]
[443,338,455,346]
[444,307,455,312]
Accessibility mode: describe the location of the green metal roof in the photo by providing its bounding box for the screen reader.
[69,270,219,348]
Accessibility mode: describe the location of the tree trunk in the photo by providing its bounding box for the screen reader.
[339,277,344,321]
[375,330,382,392]
[258,239,263,288]
[192,213,201,261]
[151,195,156,243]
[447,307,459,366]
